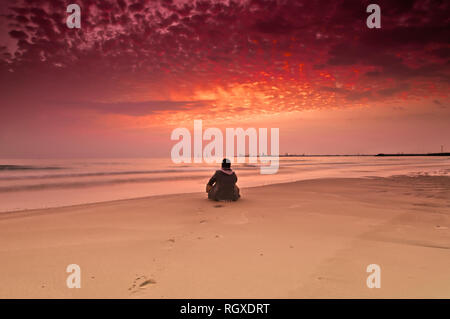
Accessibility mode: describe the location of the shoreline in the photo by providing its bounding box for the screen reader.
[1,174,448,216]
[0,176,357,216]
[1,156,448,214]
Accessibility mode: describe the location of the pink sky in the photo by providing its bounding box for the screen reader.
[0,0,449,158]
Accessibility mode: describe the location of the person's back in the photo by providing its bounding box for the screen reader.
[206,159,240,201]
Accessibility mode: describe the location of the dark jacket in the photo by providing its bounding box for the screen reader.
[207,169,239,201]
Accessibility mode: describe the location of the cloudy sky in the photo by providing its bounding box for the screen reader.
[0,0,449,157]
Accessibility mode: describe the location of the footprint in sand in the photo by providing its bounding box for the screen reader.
[129,275,156,293]
[162,237,176,250]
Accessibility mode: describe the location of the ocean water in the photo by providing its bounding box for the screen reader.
[0,156,449,212]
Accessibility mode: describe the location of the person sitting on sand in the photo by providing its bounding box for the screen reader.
[206,158,240,201]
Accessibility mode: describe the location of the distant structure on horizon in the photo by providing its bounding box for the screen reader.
[376,152,450,157]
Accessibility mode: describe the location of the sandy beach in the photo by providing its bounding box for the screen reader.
[0,175,449,299]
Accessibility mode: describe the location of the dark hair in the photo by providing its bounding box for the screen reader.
[221,158,231,169]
